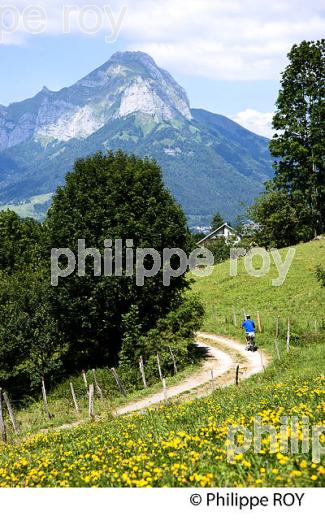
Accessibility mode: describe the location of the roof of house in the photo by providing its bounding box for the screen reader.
[197,222,237,245]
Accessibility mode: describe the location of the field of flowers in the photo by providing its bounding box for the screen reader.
[0,365,323,487]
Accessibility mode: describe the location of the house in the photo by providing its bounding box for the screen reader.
[197,222,240,246]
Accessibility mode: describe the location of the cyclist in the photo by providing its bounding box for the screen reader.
[242,315,256,351]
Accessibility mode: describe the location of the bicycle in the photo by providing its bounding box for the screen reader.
[245,332,257,351]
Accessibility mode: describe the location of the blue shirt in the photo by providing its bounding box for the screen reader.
[242,319,255,333]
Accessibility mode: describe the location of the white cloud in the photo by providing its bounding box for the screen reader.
[232,108,274,138]
[1,0,324,80]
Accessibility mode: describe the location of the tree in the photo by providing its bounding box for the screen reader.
[211,212,224,230]
[140,295,204,379]
[0,268,65,397]
[45,151,193,370]
[204,237,234,264]
[270,39,325,237]
[0,210,44,273]
[248,189,314,248]
[119,305,144,369]
[0,211,61,396]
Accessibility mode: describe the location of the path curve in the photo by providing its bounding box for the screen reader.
[198,333,268,380]
[53,334,269,433]
[116,342,232,415]
[115,333,268,416]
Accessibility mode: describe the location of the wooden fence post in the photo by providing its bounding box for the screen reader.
[92,369,103,400]
[70,382,80,414]
[3,391,19,434]
[235,365,240,386]
[162,378,168,402]
[111,368,127,397]
[0,389,7,443]
[286,318,291,353]
[275,316,280,339]
[210,369,215,392]
[274,339,281,361]
[156,353,163,382]
[256,311,262,333]
[41,378,52,420]
[169,347,178,375]
[139,356,147,389]
[82,370,89,395]
[88,384,95,420]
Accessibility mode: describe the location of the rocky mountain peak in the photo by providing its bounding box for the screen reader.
[0,51,192,150]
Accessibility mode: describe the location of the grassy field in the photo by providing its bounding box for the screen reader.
[0,240,324,487]
[0,193,52,219]
[192,239,325,352]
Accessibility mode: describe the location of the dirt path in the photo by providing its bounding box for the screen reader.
[115,333,268,416]
[49,334,269,433]
[198,333,268,381]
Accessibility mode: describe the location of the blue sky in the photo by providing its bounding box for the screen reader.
[1,0,324,137]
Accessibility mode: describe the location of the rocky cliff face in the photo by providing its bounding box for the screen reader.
[0,51,273,225]
[0,51,192,150]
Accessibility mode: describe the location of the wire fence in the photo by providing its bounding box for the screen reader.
[0,346,186,443]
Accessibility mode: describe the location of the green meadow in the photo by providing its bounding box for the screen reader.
[0,240,324,487]
[192,240,325,352]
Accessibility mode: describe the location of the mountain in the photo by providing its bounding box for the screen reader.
[0,51,273,226]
